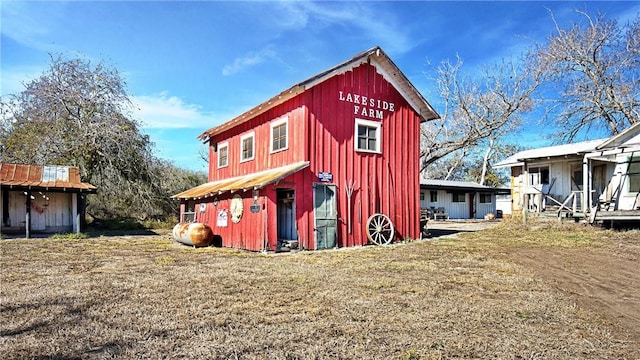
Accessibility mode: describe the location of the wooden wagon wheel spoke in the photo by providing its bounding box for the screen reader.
[366,213,395,245]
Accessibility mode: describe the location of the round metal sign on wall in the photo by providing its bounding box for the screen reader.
[230,194,244,223]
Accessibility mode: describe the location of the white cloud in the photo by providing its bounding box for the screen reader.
[291,1,414,54]
[222,46,277,76]
[132,92,217,129]
[0,1,62,52]
[0,65,46,96]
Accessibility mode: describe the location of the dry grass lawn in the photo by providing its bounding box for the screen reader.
[1,220,638,359]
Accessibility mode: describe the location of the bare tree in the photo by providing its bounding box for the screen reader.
[534,10,639,140]
[0,55,203,221]
[421,55,540,176]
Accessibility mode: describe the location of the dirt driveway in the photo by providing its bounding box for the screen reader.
[506,237,640,344]
[426,219,502,238]
[429,219,640,350]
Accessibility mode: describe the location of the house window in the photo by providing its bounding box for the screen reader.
[240,133,254,162]
[270,116,288,153]
[452,192,466,203]
[628,156,640,193]
[430,191,438,202]
[355,118,381,153]
[217,142,229,168]
[420,191,425,201]
[529,166,550,185]
[479,193,492,204]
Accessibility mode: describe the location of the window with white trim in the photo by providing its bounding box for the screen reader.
[240,132,255,162]
[270,116,288,153]
[217,142,229,168]
[355,118,381,153]
[529,166,550,185]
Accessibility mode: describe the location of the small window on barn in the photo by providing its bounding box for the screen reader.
[217,142,229,168]
[420,191,425,201]
[479,193,492,204]
[355,118,381,153]
[628,156,640,193]
[240,132,255,162]
[430,191,438,202]
[270,116,288,153]
[452,192,466,203]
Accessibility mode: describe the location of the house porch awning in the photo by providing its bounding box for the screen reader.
[0,163,96,193]
[171,161,310,200]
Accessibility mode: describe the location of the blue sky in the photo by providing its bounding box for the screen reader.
[2,1,638,172]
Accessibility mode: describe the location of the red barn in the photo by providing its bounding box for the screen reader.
[173,47,439,251]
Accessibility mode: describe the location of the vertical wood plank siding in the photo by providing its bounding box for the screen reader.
[197,62,423,251]
[303,62,421,247]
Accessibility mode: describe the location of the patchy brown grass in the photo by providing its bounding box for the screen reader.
[1,221,638,359]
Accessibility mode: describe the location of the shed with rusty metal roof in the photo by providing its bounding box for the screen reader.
[1,163,96,237]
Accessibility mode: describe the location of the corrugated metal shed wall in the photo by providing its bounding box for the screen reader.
[420,189,497,219]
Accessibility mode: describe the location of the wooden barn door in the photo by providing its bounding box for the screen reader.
[313,183,337,249]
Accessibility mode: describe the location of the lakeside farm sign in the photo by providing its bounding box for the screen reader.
[338,91,395,120]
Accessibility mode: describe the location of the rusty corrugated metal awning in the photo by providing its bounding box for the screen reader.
[0,163,96,192]
[172,161,310,200]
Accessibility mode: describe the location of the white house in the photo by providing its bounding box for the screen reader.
[420,180,509,220]
[494,123,640,222]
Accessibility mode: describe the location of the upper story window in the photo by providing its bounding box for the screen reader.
[270,116,288,153]
[240,132,255,162]
[355,118,381,153]
[217,142,229,168]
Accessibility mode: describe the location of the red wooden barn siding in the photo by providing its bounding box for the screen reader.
[303,62,422,247]
[207,97,307,180]
[200,95,310,251]
[196,61,422,251]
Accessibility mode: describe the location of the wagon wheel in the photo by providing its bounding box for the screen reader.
[366,213,395,245]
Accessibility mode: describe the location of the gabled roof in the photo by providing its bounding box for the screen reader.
[420,179,509,193]
[493,139,605,169]
[596,122,640,150]
[172,161,309,200]
[199,46,440,142]
[0,163,96,192]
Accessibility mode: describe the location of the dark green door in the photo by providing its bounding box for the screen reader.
[314,183,337,249]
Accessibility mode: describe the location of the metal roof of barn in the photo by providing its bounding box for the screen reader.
[198,46,440,142]
[0,163,96,192]
[171,161,310,200]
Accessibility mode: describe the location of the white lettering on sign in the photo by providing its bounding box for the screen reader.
[338,91,394,120]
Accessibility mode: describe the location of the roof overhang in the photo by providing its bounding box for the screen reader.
[198,46,439,142]
[171,161,310,200]
[0,163,96,193]
[596,122,640,150]
[420,181,509,194]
